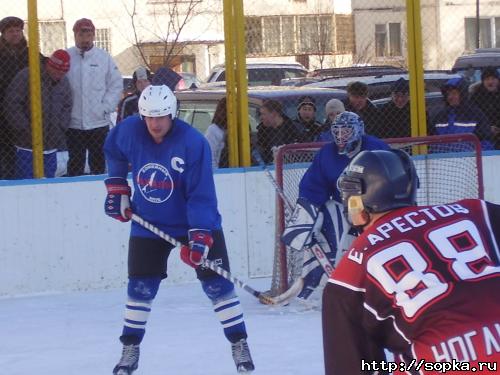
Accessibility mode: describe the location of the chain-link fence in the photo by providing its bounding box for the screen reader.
[0,0,498,179]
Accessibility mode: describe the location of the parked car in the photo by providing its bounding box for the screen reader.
[205,62,308,86]
[452,48,500,84]
[308,65,406,78]
[176,85,347,136]
[304,72,461,100]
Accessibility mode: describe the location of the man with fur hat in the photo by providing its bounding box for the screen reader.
[293,95,325,142]
[0,17,33,178]
[116,66,152,123]
[4,50,72,178]
[471,66,500,149]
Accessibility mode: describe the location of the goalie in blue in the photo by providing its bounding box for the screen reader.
[281,111,390,301]
[103,85,254,374]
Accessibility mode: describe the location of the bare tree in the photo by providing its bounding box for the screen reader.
[120,0,210,70]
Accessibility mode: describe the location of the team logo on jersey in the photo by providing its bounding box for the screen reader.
[137,163,174,203]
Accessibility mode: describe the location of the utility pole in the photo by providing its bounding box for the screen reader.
[476,0,480,49]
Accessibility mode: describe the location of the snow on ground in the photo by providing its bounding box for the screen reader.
[0,278,325,375]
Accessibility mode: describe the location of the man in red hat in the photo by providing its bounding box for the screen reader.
[3,50,73,179]
[65,18,122,176]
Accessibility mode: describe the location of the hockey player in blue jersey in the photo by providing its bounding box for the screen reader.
[103,85,254,374]
[282,112,390,300]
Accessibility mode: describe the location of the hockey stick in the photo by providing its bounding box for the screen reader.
[252,149,335,304]
[128,212,276,305]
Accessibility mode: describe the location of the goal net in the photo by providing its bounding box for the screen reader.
[270,134,484,295]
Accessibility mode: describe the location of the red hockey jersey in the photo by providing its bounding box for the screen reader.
[324,199,500,375]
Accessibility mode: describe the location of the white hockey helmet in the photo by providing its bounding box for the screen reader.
[138,84,177,118]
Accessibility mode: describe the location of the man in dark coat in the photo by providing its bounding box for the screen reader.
[0,17,30,179]
[471,66,500,149]
[256,99,298,164]
[344,81,382,138]
[380,78,411,138]
[4,50,73,178]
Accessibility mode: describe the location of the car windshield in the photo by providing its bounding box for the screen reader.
[454,67,500,84]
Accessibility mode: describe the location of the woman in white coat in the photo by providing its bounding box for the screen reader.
[205,97,228,170]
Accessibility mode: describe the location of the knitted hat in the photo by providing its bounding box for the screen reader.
[296,96,316,110]
[0,16,24,33]
[325,98,345,115]
[73,18,95,33]
[47,49,70,72]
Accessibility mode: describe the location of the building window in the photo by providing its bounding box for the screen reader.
[245,17,263,55]
[95,28,111,53]
[38,20,66,55]
[375,23,402,57]
[335,14,354,53]
[245,14,344,57]
[375,24,387,57]
[389,23,402,56]
[464,17,500,51]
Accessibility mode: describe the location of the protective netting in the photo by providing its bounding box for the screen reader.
[270,134,484,295]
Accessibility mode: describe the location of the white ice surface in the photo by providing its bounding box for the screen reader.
[0,278,324,375]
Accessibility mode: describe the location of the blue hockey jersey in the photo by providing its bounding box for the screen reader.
[299,136,390,206]
[104,116,222,238]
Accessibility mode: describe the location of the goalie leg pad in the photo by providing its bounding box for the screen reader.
[282,197,322,251]
[121,276,161,345]
[201,276,248,343]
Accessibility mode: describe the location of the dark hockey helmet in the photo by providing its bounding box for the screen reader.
[337,149,419,214]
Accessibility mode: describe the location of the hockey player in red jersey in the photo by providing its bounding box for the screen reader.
[323,149,500,375]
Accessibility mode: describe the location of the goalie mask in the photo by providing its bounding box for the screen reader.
[331,111,364,156]
[337,149,419,224]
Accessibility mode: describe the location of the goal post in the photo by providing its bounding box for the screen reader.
[270,134,484,295]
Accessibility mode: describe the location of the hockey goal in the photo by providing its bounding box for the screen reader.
[270,134,484,295]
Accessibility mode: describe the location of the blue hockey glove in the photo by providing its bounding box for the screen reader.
[104,177,131,222]
[180,229,213,268]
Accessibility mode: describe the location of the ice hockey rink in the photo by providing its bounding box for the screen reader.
[0,278,324,375]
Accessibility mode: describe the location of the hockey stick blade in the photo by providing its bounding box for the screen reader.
[265,277,304,306]
[128,213,277,305]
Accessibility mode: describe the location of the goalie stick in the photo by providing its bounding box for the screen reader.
[128,212,277,305]
[252,149,335,304]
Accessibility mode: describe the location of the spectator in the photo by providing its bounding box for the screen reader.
[0,17,31,179]
[316,98,345,142]
[255,99,298,164]
[471,66,500,149]
[4,50,72,179]
[379,77,411,138]
[205,97,228,170]
[344,81,382,138]
[293,96,324,142]
[116,66,152,123]
[430,77,493,150]
[66,18,122,176]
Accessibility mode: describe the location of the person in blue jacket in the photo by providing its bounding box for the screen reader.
[103,84,254,374]
[430,77,493,151]
[282,112,390,300]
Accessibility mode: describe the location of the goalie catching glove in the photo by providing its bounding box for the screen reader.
[180,229,214,268]
[104,177,131,222]
[281,197,323,251]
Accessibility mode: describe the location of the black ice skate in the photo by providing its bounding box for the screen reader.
[113,344,140,375]
[231,338,255,373]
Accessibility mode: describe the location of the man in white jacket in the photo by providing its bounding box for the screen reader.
[66,18,122,176]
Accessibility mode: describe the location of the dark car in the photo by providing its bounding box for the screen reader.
[304,72,460,100]
[452,48,500,84]
[176,85,347,136]
[308,65,406,78]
